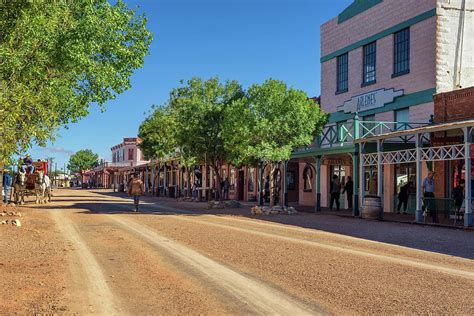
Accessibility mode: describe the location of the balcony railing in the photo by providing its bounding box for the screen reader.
[294,118,429,154]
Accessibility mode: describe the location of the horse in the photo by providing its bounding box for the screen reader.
[34,171,52,204]
[13,171,27,205]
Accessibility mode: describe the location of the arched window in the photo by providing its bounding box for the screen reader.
[303,165,313,192]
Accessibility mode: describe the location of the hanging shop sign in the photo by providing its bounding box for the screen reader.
[338,88,404,114]
[322,158,352,166]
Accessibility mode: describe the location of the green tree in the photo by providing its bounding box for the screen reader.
[139,106,176,161]
[67,150,99,176]
[139,105,176,194]
[224,79,327,205]
[169,77,244,200]
[0,0,152,165]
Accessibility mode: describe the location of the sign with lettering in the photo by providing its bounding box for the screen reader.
[338,88,404,114]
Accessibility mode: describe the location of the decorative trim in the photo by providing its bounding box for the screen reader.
[338,0,383,24]
[321,8,436,63]
[329,88,436,123]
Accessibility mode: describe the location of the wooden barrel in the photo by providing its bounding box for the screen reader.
[362,196,382,219]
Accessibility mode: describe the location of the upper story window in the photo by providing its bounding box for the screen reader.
[395,108,410,131]
[363,42,376,85]
[128,148,134,160]
[336,53,349,94]
[393,28,410,77]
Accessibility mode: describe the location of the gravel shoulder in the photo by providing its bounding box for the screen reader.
[0,205,70,314]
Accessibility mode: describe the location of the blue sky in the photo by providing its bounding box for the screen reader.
[30,0,352,170]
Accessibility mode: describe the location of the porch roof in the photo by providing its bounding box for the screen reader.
[355,119,474,143]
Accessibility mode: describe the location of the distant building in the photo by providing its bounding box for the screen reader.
[111,137,149,167]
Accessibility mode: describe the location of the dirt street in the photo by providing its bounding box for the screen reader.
[1,188,473,315]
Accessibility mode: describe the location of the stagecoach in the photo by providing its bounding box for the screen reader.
[13,160,52,204]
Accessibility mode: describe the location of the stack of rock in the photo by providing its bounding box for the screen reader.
[208,201,226,209]
[224,200,241,208]
[1,211,22,227]
[250,205,297,215]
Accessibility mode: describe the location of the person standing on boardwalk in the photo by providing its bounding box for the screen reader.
[422,171,437,223]
[330,175,341,211]
[2,169,12,205]
[128,173,144,212]
[342,176,353,209]
[397,181,412,214]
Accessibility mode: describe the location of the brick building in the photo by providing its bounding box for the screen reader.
[290,0,474,215]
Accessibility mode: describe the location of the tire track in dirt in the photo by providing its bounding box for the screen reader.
[50,210,122,314]
[170,216,474,280]
[85,192,474,280]
[111,216,324,315]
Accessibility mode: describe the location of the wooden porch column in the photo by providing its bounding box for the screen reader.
[315,156,322,212]
[163,163,167,197]
[377,139,384,219]
[283,161,288,207]
[464,127,472,227]
[359,143,366,214]
[352,151,360,217]
[415,133,424,223]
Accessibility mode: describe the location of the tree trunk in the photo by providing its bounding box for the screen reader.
[186,167,192,198]
[269,163,275,207]
[212,164,223,202]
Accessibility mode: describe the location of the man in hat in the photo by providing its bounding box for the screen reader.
[128,173,144,212]
[2,169,12,205]
[21,154,35,174]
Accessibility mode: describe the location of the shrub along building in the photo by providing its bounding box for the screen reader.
[289,0,474,226]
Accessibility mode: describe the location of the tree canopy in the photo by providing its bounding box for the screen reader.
[169,77,244,170]
[0,0,152,164]
[138,106,176,161]
[138,77,327,202]
[224,79,328,166]
[67,150,99,175]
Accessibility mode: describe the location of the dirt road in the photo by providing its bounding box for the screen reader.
[1,189,473,314]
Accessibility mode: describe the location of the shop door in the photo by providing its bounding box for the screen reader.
[238,170,245,200]
[330,165,346,209]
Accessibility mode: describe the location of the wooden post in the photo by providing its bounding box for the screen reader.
[415,133,423,223]
[377,139,384,219]
[315,156,322,212]
[464,127,472,227]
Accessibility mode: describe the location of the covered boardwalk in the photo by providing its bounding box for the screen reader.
[357,120,474,227]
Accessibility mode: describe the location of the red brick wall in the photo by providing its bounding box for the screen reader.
[434,86,474,123]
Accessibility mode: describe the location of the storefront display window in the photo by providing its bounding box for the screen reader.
[395,163,416,194]
[248,168,255,192]
[303,165,313,192]
[230,169,236,191]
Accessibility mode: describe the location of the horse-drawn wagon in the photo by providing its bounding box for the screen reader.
[13,160,52,204]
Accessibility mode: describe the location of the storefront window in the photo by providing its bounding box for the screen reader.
[303,165,313,192]
[248,168,255,192]
[230,169,236,191]
[395,163,416,194]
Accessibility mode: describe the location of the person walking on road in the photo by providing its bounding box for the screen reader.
[2,169,12,205]
[128,173,144,212]
[330,175,341,211]
[397,181,412,214]
[342,176,353,209]
[422,171,438,223]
